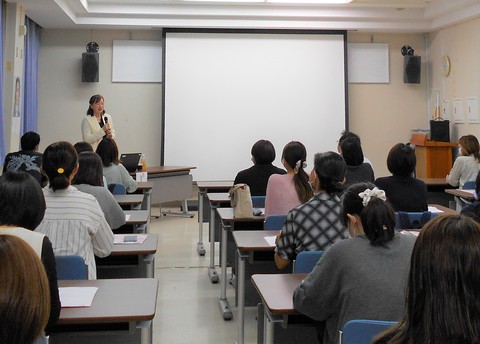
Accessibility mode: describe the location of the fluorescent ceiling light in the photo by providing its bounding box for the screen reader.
[267,0,352,3]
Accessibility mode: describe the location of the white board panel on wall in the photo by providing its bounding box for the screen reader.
[348,43,389,83]
[112,40,162,82]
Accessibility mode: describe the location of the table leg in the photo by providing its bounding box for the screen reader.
[208,204,219,283]
[144,254,155,278]
[197,190,206,256]
[237,250,246,344]
[218,220,233,320]
[264,309,274,344]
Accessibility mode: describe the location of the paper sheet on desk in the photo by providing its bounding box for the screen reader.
[59,287,98,308]
[428,206,446,213]
[125,214,131,221]
[264,236,276,247]
[114,234,148,244]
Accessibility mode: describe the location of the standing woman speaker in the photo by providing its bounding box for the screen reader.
[81,94,116,151]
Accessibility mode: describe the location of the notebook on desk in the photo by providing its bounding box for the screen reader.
[120,153,142,173]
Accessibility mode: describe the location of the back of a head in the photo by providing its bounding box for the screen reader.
[459,135,480,161]
[342,182,395,245]
[20,131,40,151]
[313,151,346,194]
[387,143,416,177]
[0,171,45,230]
[251,139,275,165]
[0,235,50,344]
[398,215,480,344]
[96,137,119,167]
[339,137,364,166]
[72,152,104,187]
[282,141,313,202]
[74,141,94,155]
[338,130,361,145]
[43,141,78,192]
[282,141,307,169]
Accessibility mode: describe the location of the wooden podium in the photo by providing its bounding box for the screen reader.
[410,134,457,178]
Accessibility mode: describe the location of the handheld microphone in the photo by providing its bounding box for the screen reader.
[104,116,108,124]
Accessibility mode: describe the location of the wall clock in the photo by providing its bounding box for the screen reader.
[442,55,451,77]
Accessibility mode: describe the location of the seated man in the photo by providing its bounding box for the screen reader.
[3,131,45,185]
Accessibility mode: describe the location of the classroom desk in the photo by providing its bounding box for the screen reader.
[50,278,158,344]
[196,180,233,256]
[429,203,459,215]
[233,230,278,344]
[445,188,475,201]
[207,192,232,283]
[114,194,145,209]
[124,210,150,233]
[252,274,305,344]
[217,207,264,320]
[96,233,158,279]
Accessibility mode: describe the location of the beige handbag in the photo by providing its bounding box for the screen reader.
[229,184,253,218]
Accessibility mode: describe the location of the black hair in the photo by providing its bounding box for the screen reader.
[0,171,46,230]
[72,152,104,187]
[387,143,416,177]
[342,182,395,246]
[20,131,40,151]
[73,141,94,154]
[338,130,361,145]
[282,141,313,203]
[251,139,276,165]
[313,151,346,194]
[42,141,78,192]
[96,137,120,167]
[86,94,105,116]
[339,136,364,166]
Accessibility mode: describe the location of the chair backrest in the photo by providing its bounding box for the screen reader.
[463,180,476,189]
[394,211,437,230]
[55,255,88,280]
[108,183,126,195]
[341,319,398,344]
[264,214,287,230]
[251,195,266,208]
[293,250,324,273]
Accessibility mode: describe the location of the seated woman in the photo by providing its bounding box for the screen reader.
[339,136,374,188]
[374,215,480,344]
[0,171,60,335]
[96,137,138,193]
[36,141,114,279]
[265,141,313,217]
[293,182,416,344]
[72,152,126,230]
[375,143,428,212]
[275,151,348,269]
[0,235,51,344]
[234,139,286,196]
[447,134,480,189]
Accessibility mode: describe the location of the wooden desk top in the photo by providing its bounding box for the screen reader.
[130,166,196,177]
[207,192,231,203]
[233,230,278,251]
[114,194,144,206]
[445,189,475,201]
[57,278,158,324]
[430,203,458,215]
[252,274,305,315]
[111,233,158,255]
[197,180,233,190]
[124,210,149,224]
[136,181,154,190]
[217,207,265,222]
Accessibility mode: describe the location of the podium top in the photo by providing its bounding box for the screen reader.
[410,134,457,147]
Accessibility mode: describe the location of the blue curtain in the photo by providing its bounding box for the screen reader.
[0,1,5,164]
[23,16,41,133]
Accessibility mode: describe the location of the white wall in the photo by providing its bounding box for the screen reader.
[38,29,163,165]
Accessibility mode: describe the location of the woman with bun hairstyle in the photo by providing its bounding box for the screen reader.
[36,141,114,279]
[81,94,115,151]
[274,151,348,269]
[293,182,416,344]
[265,141,313,217]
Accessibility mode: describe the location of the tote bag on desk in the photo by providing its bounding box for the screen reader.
[229,184,253,218]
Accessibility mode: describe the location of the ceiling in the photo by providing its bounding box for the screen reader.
[6,0,480,31]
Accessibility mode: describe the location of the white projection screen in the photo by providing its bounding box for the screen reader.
[163,29,348,181]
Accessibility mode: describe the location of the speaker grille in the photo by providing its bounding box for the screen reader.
[404,56,421,84]
[82,52,99,82]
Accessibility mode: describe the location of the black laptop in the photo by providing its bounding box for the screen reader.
[120,153,142,173]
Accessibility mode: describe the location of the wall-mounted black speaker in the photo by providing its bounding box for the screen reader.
[403,55,421,84]
[82,52,99,82]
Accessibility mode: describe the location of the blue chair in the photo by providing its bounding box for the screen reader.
[341,319,398,344]
[394,211,437,230]
[55,255,88,280]
[293,250,324,273]
[108,183,126,195]
[264,214,287,230]
[251,195,266,208]
[463,180,476,189]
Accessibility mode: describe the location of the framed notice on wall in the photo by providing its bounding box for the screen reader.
[112,40,162,83]
[348,43,389,84]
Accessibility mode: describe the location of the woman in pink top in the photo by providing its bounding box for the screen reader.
[265,141,313,216]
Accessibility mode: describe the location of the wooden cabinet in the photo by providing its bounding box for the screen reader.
[411,134,457,178]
